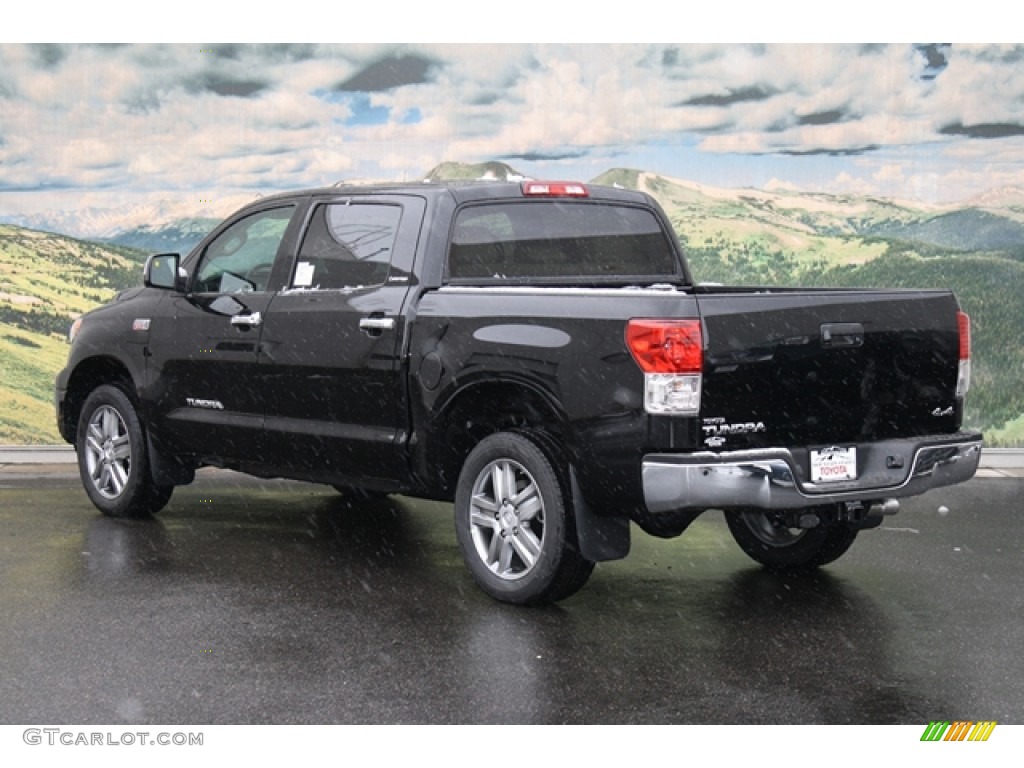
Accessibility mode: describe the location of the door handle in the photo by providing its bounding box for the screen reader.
[359,316,395,332]
[230,311,262,328]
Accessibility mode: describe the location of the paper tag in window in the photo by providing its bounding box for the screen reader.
[294,261,315,287]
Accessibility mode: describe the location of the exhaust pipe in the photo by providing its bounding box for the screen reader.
[868,499,900,517]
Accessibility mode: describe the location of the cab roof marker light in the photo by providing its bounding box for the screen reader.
[521,181,589,198]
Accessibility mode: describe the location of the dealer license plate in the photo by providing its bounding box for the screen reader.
[810,446,858,483]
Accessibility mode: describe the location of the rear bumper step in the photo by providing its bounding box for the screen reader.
[642,434,983,513]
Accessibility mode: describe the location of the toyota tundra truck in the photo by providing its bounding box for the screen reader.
[55,180,983,604]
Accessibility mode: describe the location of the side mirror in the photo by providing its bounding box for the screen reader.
[144,253,184,292]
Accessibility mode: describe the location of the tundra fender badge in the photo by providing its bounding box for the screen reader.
[186,397,224,410]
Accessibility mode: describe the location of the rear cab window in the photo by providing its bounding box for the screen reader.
[447,200,683,285]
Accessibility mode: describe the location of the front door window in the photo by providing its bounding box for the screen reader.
[194,206,295,294]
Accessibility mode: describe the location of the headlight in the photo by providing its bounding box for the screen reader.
[68,316,83,343]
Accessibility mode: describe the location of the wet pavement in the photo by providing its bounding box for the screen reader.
[0,464,1021,725]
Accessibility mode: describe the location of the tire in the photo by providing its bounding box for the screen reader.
[454,431,594,605]
[725,507,858,570]
[76,384,173,518]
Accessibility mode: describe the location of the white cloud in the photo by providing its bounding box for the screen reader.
[3,43,1024,215]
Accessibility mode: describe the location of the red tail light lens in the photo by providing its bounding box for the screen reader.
[957,310,971,361]
[626,319,703,373]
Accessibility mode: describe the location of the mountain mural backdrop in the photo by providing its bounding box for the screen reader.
[1,161,1022,446]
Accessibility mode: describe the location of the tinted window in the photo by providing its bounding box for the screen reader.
[448,202,678,282]
[194,206,294,293]
[291,202,401,290]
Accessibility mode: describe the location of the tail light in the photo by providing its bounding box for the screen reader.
[626,319,703,415]
[956,310,971,398]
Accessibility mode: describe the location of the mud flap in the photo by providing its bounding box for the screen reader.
[147,434,195,486]
[570,468,631,562]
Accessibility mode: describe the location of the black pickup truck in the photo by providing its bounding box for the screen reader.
[56,180,983,604]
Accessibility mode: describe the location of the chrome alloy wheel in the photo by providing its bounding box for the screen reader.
[467,458,546,580]
[83,404,133,500]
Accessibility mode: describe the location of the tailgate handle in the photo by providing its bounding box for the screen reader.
[821,322,864,348]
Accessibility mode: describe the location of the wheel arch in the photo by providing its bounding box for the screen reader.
[61,355,138,445]
[417,375,567,500]
[417,376,631,562]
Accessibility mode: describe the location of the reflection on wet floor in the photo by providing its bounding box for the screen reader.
[0,472,1021,724]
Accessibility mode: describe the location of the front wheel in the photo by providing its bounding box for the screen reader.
[76,384,173,518]
[454,431,594,605]
[725,507,858,570]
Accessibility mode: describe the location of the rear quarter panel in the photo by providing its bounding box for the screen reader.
[409,286,701,511]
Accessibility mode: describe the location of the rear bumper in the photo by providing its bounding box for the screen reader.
[642,433,983,513]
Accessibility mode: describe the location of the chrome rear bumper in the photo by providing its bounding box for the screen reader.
[642,435,983,513]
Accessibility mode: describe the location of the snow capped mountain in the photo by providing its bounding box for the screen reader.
[965,186,1024,210]
[3,196,257,241]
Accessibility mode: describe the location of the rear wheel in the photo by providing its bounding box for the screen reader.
[76,384,173,518]
[454,431,594,605]
[725,507,858,570]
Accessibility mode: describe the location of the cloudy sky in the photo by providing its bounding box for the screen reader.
[3,39,1024,220]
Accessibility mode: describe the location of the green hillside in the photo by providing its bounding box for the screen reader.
[868,209,1024,255]
[0,225,145,443]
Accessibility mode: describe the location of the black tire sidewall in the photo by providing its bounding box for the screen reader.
[454,432,570,604]
[726,509,856,569]
[76,384,160,518]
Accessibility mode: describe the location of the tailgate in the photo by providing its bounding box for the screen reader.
[695,288,962,449]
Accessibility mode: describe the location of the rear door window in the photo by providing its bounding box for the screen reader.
[291,202,402,290]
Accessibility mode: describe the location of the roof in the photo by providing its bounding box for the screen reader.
[242,179,652,208]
